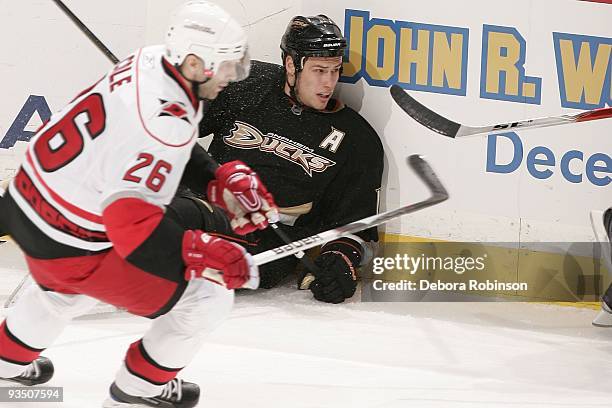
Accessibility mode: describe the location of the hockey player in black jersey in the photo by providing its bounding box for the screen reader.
[198,15,384,303]
[592,207,612,327]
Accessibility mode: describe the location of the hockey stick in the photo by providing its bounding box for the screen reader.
[390,84,612,138]
[270,223,322,290]
[4,274,32,309]
[252,155,448,266]
[270,223,320,274]
[51,0,119,64]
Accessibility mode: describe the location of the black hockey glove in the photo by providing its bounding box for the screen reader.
[309,252,357,303]
[308,237,365,304]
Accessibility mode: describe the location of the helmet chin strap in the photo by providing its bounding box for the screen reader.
[190,78,211,101]
[287,56,309,115]
[286,73,304,116]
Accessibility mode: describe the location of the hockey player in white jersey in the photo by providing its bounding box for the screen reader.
[0,2,278,407]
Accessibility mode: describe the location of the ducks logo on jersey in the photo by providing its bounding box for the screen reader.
[224,121,336,177]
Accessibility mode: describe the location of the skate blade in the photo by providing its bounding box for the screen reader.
[592,308,612,327]
[102,397,144,408]
[0,378,23,386]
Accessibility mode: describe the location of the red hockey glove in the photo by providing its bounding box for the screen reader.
[182,230,259,289]
[207,161,279,235]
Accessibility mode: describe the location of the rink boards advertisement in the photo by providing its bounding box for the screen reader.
[0,0,610,300]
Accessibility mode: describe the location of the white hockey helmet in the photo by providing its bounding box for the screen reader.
[165,1,250,81]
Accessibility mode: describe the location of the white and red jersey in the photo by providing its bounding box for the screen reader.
[9,45,203,252]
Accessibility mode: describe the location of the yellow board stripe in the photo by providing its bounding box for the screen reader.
[378,232,608,308]
[538,301,600,310]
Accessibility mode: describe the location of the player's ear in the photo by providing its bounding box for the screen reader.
[285,55,296,77]
[180,54,202,78]
[186,54,201,70]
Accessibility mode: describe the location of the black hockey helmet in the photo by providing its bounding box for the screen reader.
[280,15,347,72]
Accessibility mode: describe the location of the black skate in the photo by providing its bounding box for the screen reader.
[103,379,200,408]
[3,356,54,386]
[592,208,612,327]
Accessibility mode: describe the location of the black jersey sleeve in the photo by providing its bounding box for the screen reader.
[199,85,238,138]
[200,61,285,138]
[309,114,384,242]
[180,143,218,195]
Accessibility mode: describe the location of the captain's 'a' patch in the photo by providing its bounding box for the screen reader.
[157,99,190,124]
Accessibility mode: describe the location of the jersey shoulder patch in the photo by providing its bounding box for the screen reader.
[135,46,200,147]
[143,99,196,147]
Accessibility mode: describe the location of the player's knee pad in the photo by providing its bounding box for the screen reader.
[193,281,234,332]
[32,287,98,319]
[6,285,98,348]
[141,282,234,370]
[167,189,233,235]
[169,279,234,334]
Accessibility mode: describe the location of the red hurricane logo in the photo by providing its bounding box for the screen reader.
[158,99,190,124]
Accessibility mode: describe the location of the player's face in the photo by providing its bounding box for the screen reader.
[198,53,251,100]
[295,57,342,110]
[197,70,233,100]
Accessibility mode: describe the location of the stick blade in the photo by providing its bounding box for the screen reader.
[408,155,449,200]
[575,107,612,122]
[390,85,460,138]
[252,156,449,269]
